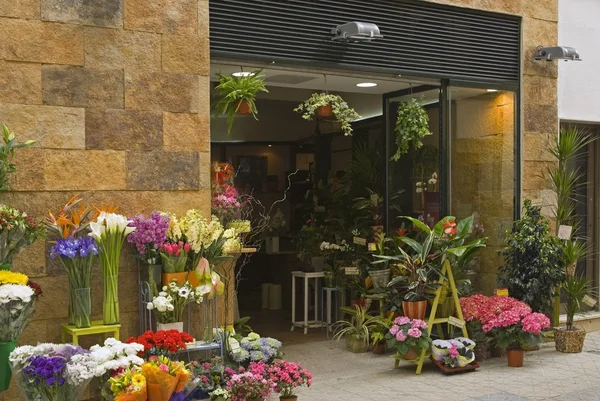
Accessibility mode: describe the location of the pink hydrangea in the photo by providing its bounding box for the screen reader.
[396,331,407,342]
[394,316,410,325]
[389,325,399,336]
[411,319,428,330]
[522,312,550,335]
[407,328,422,338]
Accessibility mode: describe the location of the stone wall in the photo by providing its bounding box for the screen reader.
[0,2,210,399]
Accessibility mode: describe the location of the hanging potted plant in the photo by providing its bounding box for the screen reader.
[391,98,432,162]
[555,274,590,353]
[215,70,269,134]
[294,93,360,136]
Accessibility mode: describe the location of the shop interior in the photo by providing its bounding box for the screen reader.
[209,62,516,342]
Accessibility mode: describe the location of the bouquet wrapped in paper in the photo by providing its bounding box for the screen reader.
[142,356,190,401]
[109,367,147,401]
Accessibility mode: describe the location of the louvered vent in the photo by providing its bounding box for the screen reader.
[209,0,520,82]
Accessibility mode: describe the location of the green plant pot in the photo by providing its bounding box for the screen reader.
[346,335,368,353]
[0,340,16,392]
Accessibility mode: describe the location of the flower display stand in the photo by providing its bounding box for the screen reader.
[61,320,120,346]
[393,259,469,375]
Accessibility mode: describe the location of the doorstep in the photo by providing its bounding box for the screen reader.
[558,311,600,332]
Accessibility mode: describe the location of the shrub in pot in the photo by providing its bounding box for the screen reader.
[385,316,431,361]
[294,93,360,136]
[332,303,385,353]
[555,274,590,353]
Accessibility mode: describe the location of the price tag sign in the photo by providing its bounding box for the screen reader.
[495,288,509,297]
[344,267,359,275]
[353,236,367,246]
[448,316,466,329]
[583,295,597,308]
[315,205,326,212]
[558,225,573,240]
[368,243,377,252]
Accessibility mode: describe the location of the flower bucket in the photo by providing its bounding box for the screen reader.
[554,327,586,353]
[507,349,524,367]
[432,339,451,361]
[402,300,427,320]
[266,237,279,254]
[369,269,390,290]
[454,337,476,350]
[0,340,16,392]
[162,272,189,287]
[157,322,184,332]
[316,104,333,117]
[237,99,252,115]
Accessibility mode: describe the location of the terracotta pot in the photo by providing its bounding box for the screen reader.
[402,300,427,320]
[237,99,252,115]
[401,348,418,360]
[555,327,586,353]
[247,398,265,401]
[350,297,367,308]
[162,272,188,287]
[372,342,386,355]
[280,396,298,401]
[506,349,524,367]
[316,104,333,117]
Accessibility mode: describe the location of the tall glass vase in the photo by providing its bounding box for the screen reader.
[103,275,119,325]
[68,285,76,325]
[74,288,91,328]
[202,298,214,344]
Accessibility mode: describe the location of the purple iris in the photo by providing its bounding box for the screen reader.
[50,237,99,260]
[127,212,170,255]
[22,356,66,387]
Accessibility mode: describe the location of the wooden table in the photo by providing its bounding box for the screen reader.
[61,321,120,346]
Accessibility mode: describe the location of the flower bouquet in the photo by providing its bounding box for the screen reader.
[89,207,136,325]
[126,330,193,359]
[0,271,41,391]
[9,343,100,401]
[226,371,272,401]
[385,316,431,361]
[229,332,282,365]
[108,367,147,401]
[141,355,190,401]
[128,212,170,296]
[50,237,99,328]
[268,360,312,400]
[0,205,44,271]
[147,281,202,331]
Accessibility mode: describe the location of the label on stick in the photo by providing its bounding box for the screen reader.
[448,316,466,328]
[353,237,367,246]
[583,295,597,308]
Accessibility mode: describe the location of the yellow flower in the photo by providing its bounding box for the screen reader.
[0,271,29,285]
[131,373,146,389]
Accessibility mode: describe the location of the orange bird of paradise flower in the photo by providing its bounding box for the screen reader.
[46,195,92,239]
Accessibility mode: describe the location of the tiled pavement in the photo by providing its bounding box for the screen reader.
[279,331,600,401]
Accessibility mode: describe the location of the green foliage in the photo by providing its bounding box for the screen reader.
[499,200,564,314]
[0,124,36,193]
[488,324,542,350]
[332,303,385,346]
[294,93,360,136]
[214,70,269,134]
[562,274,590,330]
[391,98,432,162]
[413,145,438,181]
[233,316,253,338]
[560,239,586,272]
[369,314,393,345]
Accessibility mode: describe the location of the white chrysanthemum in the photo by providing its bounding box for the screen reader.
[0,284,34,304]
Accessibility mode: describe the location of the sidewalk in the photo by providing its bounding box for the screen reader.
[281,331,600,401]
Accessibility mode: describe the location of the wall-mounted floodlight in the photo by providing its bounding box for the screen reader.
[534,46,581,61]
[331,22,383,42]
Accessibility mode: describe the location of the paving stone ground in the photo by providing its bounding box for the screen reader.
[278,331,600,401]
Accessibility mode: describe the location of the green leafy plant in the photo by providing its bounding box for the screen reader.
[369,314,393,345]
[332,303,385,349]
[294,93,360,136]
[233,316,253,338]
[562,274,590,331]
[499,200,564,315]
[391,98,432,162]
[0,124,36,192]
[215,70,269,134]
[561,239,586,277]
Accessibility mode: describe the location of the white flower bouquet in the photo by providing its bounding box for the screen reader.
[147,281,202,324]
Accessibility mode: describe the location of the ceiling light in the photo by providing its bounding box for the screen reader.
[232,72,254,77]
[487,89,498,92]
[356,82,378,88]
[268,144,272,147]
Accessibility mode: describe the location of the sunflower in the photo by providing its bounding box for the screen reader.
[0,271,29,285]
[131,373,146,390]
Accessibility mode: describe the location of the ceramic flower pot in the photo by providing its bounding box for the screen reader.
[555,327,586,353]
[157,321,184,332]
[432,339,451,361]
[369,269,390,290]
[400,347,419,361]
[237,99,252,115]
[346,335,368,353]
[506,349,524,367]
[402,300,427,320]
[162,272,188,287]
[372,342,386,355]
[316,104,333,117]
[280,396,298,401]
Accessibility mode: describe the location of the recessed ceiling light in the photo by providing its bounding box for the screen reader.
[232,72,254,77]
[268,144,272,147]
[487,89,498,92]
[356,82,378,88]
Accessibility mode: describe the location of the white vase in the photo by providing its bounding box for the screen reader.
[266,237,279,253]
[157,322,184,332]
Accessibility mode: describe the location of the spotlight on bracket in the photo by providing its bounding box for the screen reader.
[534,46,581,61]
[331,22,383,42]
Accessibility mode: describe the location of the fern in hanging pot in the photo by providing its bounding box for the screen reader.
[391,98,432,161]
[215,70,269,134]
[294,93,361,136]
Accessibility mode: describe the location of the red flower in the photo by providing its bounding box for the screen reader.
[443,220,457,236]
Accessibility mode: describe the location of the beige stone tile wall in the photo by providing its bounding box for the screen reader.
[0,2,210,399]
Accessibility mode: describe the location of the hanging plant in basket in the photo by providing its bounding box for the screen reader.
[391,98,432,161]
[294,93,361,136]
[215,70,269,134]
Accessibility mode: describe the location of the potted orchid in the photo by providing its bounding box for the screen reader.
[385,316,431,361]
[89,206,136,325]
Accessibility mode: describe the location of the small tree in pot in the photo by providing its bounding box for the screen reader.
[555,274,591,353]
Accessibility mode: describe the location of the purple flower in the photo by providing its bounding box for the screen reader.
[23,355,67,387]
[50,237,99,260]
[127,212,170,255]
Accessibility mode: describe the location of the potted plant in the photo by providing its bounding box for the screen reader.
[353,189,384,235]
[226,370,272,401]
[368,314,393,354]
[385,316,431,361]
[320,240,349,287]
[367,232,391,290]
[332,304,384,353]
[268,360,312,401]
[264,208,286,254]
[391,98,432,162]
[294,93,360,136]
[296,219,324,272]
[555,274,590,353]
[215,70,269,134]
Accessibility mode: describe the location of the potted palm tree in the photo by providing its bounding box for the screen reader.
[555,274,590,353]
[294,93,360,136]
[215,70,268,134]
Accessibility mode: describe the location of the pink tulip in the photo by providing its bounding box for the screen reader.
[183,243,191,252]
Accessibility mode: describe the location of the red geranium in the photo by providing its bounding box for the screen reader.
[126,329,193,357]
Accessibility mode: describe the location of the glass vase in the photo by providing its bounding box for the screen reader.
[74,288,91,328]
[103,274,119,325]
[202,298,214,344]
[147,264,162,298]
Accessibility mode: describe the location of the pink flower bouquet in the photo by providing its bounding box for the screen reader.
[385,316,431,358]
